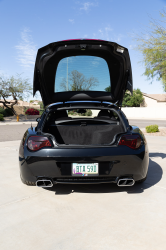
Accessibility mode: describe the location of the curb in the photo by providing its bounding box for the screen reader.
[0,121,38,126]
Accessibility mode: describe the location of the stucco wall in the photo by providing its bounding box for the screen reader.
[14,105,40,115]
[92,108,166,119]
[142,96,166,107]
[122,107,166,119]
[0,105,40,115]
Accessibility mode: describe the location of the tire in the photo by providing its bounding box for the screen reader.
[20,175,36,186]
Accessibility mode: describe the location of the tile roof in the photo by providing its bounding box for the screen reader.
[142,93,166,102]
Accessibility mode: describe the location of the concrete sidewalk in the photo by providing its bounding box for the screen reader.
[0,136,166,250]
[0,121,37,126]
[0,114,40,125]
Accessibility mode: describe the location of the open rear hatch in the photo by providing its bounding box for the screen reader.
[33,39,133,107]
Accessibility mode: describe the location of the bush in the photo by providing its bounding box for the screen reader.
[122,88,144,107]
[0,114,4,121]
[0,107,6,116]
[5,108,14,116]
[85,109,92,116]
[146,125,159,133]
[38,101,44,109]
[68,109,92,116]
[0,107,14,117]
[39,109,44,115]
[25,108,39,115]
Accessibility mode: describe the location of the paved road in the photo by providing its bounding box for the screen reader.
[0,123,37,142]
[0,119,165,142]
[0,136,166,250]
[129,119,166,128]
[0,119,166,141]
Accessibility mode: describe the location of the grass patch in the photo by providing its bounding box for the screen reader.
[146,124,159,133]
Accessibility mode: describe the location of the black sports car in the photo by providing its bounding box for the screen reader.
[19,39,149,187]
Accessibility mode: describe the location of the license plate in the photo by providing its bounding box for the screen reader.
[72,163,99,176]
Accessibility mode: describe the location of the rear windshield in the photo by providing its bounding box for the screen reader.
[54,55,111,92]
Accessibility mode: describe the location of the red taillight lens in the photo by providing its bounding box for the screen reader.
[118,135,142,149]
[27,136,52,151]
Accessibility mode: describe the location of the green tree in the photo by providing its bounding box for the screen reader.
[0,74,32,115]
[122,88,144,107]
[60,70,99,91]
[105,86,111,92]
[135,10,166,92]
[38,101,44,109]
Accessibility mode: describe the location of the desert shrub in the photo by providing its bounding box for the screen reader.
[146,125,159,133]
[0,107,14,117]
[38,101,44,109]
[39,109,44,115]
[25,108,43,115]
[25,108,39,115]
[5,108,14,116]
[68,110,77,116]
[68,109,92,116]
[0,114,4,121]
[85,109,92,116]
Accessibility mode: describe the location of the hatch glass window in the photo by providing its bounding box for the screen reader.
[54,56,111,92]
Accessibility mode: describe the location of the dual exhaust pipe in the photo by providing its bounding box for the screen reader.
[117,178,135,187]
[36,179,53,188]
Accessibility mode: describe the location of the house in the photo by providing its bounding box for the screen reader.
[30,101,39,105]
[141,93,166,107]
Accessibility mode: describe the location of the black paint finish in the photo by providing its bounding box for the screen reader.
[19,102,149,185]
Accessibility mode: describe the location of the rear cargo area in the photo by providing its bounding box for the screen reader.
[43,109,125,145]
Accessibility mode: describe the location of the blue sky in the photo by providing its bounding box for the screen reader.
[0,0,166,101]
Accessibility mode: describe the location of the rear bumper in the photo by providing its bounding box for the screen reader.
[19,144,149,184]
[52,177,117,184]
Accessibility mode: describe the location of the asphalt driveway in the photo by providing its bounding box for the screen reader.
[0,136,166,250]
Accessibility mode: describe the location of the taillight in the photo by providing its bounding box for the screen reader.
[118,134,142,149]
[27,136,52,151]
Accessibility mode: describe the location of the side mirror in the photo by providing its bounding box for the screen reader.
[36,117,41,123]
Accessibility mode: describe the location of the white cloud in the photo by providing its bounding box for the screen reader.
[129,44,136,50]
[114,34,123,43]
[15,28,37,69]
[95,25,124,43]
[89,57,101,67]
[69,19,74,24]
[98,25,113,41]
[80,1,98,12]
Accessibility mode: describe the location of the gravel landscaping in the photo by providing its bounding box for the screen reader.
[142,127,166,136]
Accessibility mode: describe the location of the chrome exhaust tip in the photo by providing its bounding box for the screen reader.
[117,178,135,187]
[36,179,53,188]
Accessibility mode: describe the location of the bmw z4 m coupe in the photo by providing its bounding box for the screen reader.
[19,39,149,187]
